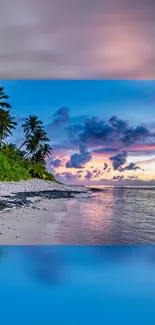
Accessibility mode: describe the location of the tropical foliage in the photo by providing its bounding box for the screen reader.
[0,86,55,182]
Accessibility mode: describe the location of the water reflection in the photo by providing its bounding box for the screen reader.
[47,187,155,244]
[79,190,114,232]
[111,187,155,244]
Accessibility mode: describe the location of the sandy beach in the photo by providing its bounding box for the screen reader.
[0,180,91,244]
[1,180,154,245]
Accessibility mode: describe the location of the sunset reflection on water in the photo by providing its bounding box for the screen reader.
[45,187,155,244]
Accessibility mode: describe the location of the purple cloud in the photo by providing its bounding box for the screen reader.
[110,151,127,170]
[50,159,62,168]
[93,148,118,154]
[109,116,128,132]
[122,125,151,146]
[80,117,114,146]
[103,163,108,170]
[94,170,102,178]
[85,170,93,179]
[66,143,92,169]
[62,172,76,179]
[66,124,83,138]
[52,107,70,127]
[119,162,141,172]
[62,114,155,158]
[112,175,124,180]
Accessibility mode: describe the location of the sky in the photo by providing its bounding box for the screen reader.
[1,80,155,186]
[0,0,155,79]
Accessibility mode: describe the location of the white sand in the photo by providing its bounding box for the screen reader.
[0,180,90,245]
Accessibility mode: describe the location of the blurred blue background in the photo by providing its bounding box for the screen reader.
[0,246,155,324]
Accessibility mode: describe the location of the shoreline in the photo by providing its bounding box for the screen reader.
[0,179,91,210]
[0,179,92,244]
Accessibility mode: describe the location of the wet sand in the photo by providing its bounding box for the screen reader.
[0,179,90,244]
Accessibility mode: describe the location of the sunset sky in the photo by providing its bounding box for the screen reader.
[2,80,155,185]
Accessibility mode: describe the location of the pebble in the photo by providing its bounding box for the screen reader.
[0,179,90,212]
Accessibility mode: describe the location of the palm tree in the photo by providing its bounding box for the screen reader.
[19,115,43,150]
[25,128,50,157]
[0,87,12,110]
[0,109,17,147]
[31,143,52,164]
[31,148,46,165]
[22,115,43,137]
[41,143,52,158]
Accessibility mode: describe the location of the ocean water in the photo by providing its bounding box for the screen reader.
[48,187,155,244]
[1,246,155,324]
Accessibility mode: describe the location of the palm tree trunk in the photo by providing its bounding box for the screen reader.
[18,131,31,150]
[18,139,27,150]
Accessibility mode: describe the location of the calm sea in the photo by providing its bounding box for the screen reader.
[48,186,155,244]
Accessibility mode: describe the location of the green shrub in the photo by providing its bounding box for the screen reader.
[28,163,56,181]
[0,153,30,181]
[0,148,56,182]
[42,170,56,181]
[28,163,46,179]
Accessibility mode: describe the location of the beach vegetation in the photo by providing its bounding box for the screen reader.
[0,86,56,182]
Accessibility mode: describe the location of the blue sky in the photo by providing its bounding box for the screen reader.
[1,80,155,185]
[3,80,155,124]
